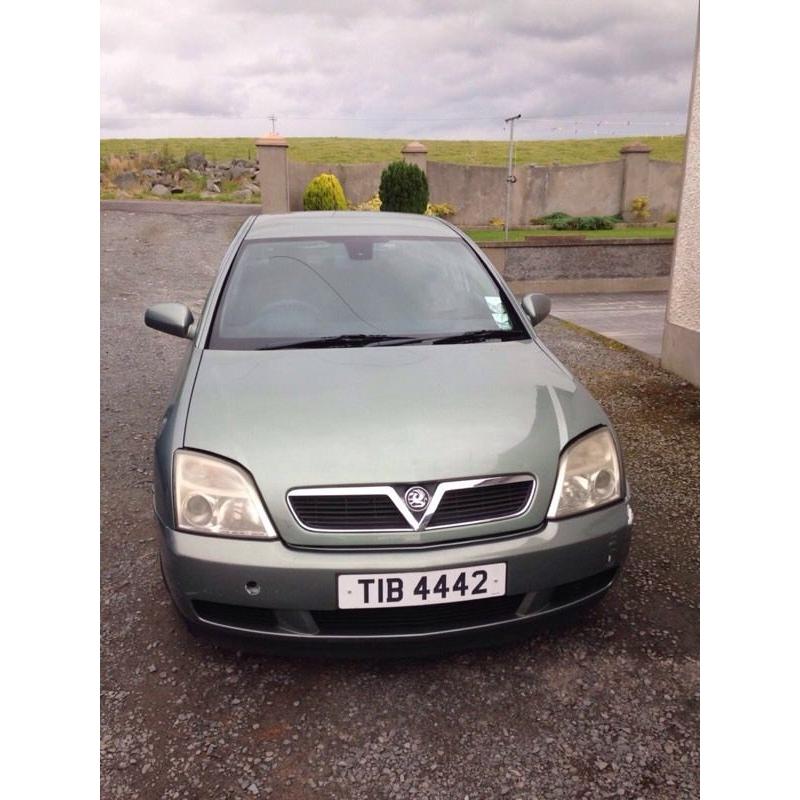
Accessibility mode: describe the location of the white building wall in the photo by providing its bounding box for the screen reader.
[661,29,700,385]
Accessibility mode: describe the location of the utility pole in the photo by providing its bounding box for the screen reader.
[268,114,277,134]
[504,114,521,241]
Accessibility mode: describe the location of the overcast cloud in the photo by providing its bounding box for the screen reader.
[100,0,698,140]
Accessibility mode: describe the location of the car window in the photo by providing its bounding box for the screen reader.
[208,236,526,349]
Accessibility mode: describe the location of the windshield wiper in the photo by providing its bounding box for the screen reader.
[259,334,423,350]
[258,330,526,350]
[425,329,527,345]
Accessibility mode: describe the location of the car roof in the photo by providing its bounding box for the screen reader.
[246,211,461,240]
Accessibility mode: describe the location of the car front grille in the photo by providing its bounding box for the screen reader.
[288,494,408,530]
[189,569,619,637]
[312,595,525,635]
[287,475,535,533]
[193,596,524,635]
[427,481,533,527]
[193,600,278,631]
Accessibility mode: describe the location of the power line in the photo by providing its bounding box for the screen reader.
[100,112,684,124]
[100,114,503,122]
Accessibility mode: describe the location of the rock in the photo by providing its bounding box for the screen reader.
[205,180,221,193]
[141,169,160,179]
[150,184,170,197]
[185,152,206,171]
[112,171,138,190]
[244,182,261,195]
[170,186,184,194]
[230,165,253,180]
[231,189,253,202]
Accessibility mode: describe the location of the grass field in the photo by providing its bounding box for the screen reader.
[100,135,685,167]
[464,226,675,242]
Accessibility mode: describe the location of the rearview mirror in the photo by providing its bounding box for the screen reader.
[521,293,551,327]
[145,303,195,339]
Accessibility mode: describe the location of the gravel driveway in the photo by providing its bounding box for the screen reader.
[101,205,699,800]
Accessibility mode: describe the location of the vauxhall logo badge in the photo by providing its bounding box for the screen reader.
[404,486,430,511]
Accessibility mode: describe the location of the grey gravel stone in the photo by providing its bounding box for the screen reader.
[101,206,699,800]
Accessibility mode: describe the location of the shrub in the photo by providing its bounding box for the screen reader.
[303,173,347,211]
[666,211,678,223]
[488,217,504,229]
[425,202,457,218]
[378,161,429,213]
[350,193,381,211]
[530,211,570,225]
[630,195,651,222]
[581,215,615,230]
[550,215,616,231]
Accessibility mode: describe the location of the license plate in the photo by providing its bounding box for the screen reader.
[337,563,507,609]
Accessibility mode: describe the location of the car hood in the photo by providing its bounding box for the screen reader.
[184,341,610,546]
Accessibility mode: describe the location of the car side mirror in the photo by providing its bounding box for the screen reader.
[521,293,551,327]
[145,303,195,339]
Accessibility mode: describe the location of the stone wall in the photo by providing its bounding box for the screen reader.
[289,162,385,210]
[537,161,625,221]
[648,160,685,221]
[479,238,674,294]
[279,148,682,225]
[427,162,507,226]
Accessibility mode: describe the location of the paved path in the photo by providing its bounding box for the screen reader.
[101,199,255,216]
[548,292,668,359]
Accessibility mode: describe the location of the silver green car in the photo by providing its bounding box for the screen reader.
[146,212,632,655]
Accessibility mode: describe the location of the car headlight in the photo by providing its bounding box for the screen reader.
[548,427,622,519]
[174,450,277,538]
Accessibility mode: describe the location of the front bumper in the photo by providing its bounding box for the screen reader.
[157,500,632,655]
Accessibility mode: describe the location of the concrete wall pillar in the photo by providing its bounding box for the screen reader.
[401,141,428,173]
[661,29,699,386]
[619,142,652,220]
[255,133,290,214]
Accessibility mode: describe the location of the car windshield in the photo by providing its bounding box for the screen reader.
[208,235,528,350]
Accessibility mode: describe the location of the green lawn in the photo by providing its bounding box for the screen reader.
[100,135,684,167]
[464,226,675,242]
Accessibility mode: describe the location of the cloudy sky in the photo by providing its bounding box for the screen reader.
[100,0,698,141]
